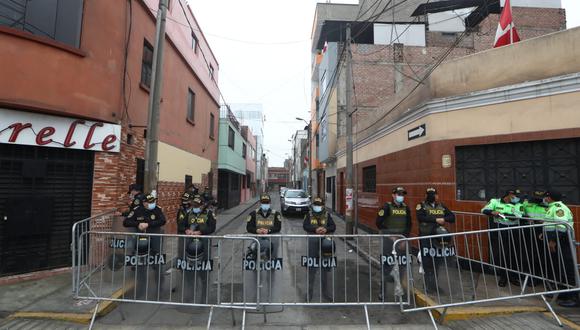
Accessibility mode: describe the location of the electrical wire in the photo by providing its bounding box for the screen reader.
[121,0,133,124]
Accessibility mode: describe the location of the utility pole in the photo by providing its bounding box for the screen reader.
[144,0,168,194]
[345,23,354,235]
[308,123,313,197]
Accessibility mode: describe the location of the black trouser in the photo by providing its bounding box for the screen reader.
[133,232,164,300]
[489,221,521,283]
[546,233,578,301]
[178,237,210,303]
[306,237,332,300]
[419,237,440,290]
[521,223,543,283]
[381,234,407,298]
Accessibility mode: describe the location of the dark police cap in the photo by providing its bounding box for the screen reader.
[192,196,203,205]
[128,184,143,194]
[505,188,522,197]
[426,187,437,194]
[181,192,192,203]
[260,194,271,203]
[545,190,562,201]
[144,193,156,203]
[392,187,407,195]
[312,197,324,206]
[531,190,546,199]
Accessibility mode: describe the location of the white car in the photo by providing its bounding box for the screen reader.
[281,189,310,216]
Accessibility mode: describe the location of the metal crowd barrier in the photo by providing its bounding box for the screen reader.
[391,212,580,329]
[72,219,407,329]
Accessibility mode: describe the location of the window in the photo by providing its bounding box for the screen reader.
[456,138,580,204]
[187,88,195,123]
[136,158,145,188]
[0,0,84,48]
[247,173,251,187]
[209,65,214,80]
[192,32,198,53]
[228,127,235,150]
[184,175,192,190]
[242,143,247,158]
[209,113,215,139]
[141,40,154,88]
[362,166,376,193]
[326,177,332,193]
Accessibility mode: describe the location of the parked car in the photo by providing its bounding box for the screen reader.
[280,187,288,203]
[281,189,310,216]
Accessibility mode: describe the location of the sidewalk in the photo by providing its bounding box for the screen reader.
[331,213,580,329]
[0,197,259,325]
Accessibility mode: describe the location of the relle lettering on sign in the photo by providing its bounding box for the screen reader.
[0,109,121,152]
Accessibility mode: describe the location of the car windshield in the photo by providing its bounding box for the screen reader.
[285,190,307,198]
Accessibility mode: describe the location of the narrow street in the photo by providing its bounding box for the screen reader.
[94,196,432,329]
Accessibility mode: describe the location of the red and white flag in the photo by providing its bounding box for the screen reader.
[304,156,309,166]
[493,0,520,48]
[322,41,328,54]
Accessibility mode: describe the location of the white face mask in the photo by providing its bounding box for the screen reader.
[511,197,520,204]
[147,203,156,210]
[395,195,404,204]
[260,204,270,212]
[192,207,201,214]
[312,205,323,213]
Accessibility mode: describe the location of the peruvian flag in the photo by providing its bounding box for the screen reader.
[304,156,309,166]
[493,0,520,48]
[322,41,328,54]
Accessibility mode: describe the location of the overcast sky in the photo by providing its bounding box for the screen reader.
[188,0,580,167]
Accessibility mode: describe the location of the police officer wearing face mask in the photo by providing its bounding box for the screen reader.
[303,197,336,301]
[376,187,412,286]
[416,188,455,294]
[124,193,167,253]
[482,188,524,287]
[247,194,282,236]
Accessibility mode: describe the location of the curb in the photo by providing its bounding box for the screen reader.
[543,312,580,330]
[215,198,260,233]
[7,282,133,324]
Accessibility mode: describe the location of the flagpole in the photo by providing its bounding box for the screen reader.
[509,0,513,44]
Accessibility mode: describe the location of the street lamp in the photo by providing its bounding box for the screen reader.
[296,117,312,197]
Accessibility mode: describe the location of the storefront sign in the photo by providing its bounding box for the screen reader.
[0,108,121,152]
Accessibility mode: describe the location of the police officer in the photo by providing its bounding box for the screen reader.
[376,187,412,287]
[201,186,214,206]
[124,193,166,253]
[541,190,578,307]
[247,194,282,236]
[416,187,455,294]
[246,194,282,303]
[481,189,524,287]
[303,197,336,301]
[119,184,144,217]
[523,190,548,283]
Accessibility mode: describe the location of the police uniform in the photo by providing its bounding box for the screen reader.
[376,187,412,289]
[522,191,548,282]
[201,186,214,206]
[246,197,282,236]
[122,184,144,217]
[481,189,524,287]
[303,197,336,301]
[123,194,166,254]
[416,188,455,293]
[542,191,577,306]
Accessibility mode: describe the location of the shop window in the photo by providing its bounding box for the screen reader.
[362,166,376,193]
[456,138,580,204]
[0,0,84,47]
[187,88,195,123]
[228,127,235,150]
[141,40,154,88]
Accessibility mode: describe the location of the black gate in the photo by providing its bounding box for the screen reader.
[456,138,580,204]
[217,170,241,210]
[0,144,94,276]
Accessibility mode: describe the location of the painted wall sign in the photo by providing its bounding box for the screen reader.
[0,108,121,152]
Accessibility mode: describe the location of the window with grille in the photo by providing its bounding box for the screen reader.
[362,166,376,193]
[456,138,580,204]
[228,127,235,150]
[187,88,195,123]
[141,41,154,88]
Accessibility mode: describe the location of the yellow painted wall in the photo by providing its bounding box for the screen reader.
[158,142,212,183]
[338,90,580,167]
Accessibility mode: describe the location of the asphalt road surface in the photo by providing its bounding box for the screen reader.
[95,196,434,329]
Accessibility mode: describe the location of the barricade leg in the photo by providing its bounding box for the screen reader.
[363,304,370,330]
[541,294,563,327]
[88,302,100,330]
[427,310,439,330]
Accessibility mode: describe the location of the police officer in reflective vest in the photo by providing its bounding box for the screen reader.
[303,197,336,301]
[481,188,524,287]
[416,187,455,294]
[376,187,412,285]
[523,190,548,283]
[541,190,578,307]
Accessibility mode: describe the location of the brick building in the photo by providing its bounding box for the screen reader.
[0,0,219,276]
[268,167,291,192]
[311,0,566,213]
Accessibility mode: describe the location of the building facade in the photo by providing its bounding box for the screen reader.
[268,167,290,192]
[241,126,257,203]
[217,106,246,209]
[0,0,220,277]
[311,0,566,216]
